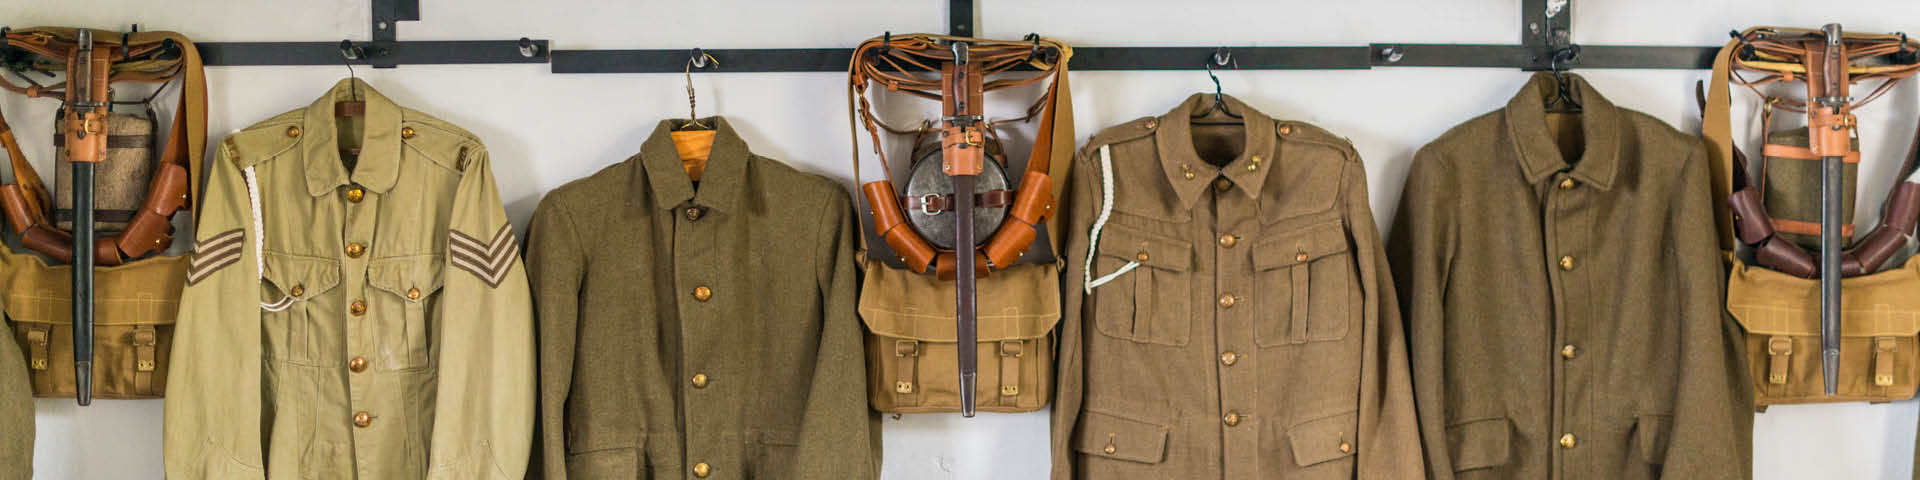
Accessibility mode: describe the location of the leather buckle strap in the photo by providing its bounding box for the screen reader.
[893,339,919,399]
[902,189,1015,215]
[998,340,1022,398]
[132,325,158,395]
[24,324,48,371]
[1766,336,1792,385]
[1874,336,1898,387]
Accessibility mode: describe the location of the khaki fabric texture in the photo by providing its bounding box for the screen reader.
[1761,128,1859,249]
[525,118,879,480]
[858,258,1058,414]
[1051,94,1423,480]
[163,79,535,479]
[1728,255,1920,406]
[1388,73,1752,480]
[0,315,31,480]
[0,243,182,398]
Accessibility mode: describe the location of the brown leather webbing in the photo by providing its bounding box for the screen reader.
[0,28,205,266]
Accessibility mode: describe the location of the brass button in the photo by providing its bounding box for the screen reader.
[350,300,368,316]
[692,373,709,388]
[1296,252,1310,262]
[1213,178,1232,192]
[1560,433,1577,449]
[1135,251,1150,262]
[1218,235,1237,248]
[1144,118,1158,130]
[346,187,365,203]
[407,287,421,300]
[1222,411,1242,427]
[693,286,713,302]
[1559,178,1577,190]
[400,126,416,139]
[1339,441,1353,454]
[1184,171,1197,180]
[692,462,711,478]
[285,126,302,138]
[1278,124,1293,135]
[349,356,368,373]
[684,206,705,221]
[345,242,366,258]
[1218,295,1236,309]
[289,284,306,297]
[353,412,372,428]
[1558,256,1575,271]
[1103,443,1117,454]
[1220,351,1239,366]
[1561,344,1577,359]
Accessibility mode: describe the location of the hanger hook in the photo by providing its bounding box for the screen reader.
[339,40,361,100]
[1212,47,1231,67]
[684,49,720,128]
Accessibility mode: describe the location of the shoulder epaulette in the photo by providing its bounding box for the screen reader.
[1082,116,1161,154]
[1276,120,1360,162]
[223,110,304,168]
[400,108,485,174]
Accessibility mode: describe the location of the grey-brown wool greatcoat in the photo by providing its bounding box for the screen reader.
[1051,94,1424,479]
[525,117,879,480]
[1388,73,1752,480]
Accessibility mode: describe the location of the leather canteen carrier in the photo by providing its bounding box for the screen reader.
[0,27,207,402]
[1703,25,1920,408]
[847,33,1073,415]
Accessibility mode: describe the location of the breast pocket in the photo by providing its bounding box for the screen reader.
[1089,223,1193,346]
[1253,222,1355,347]
[368,256,444,370]
[261,254,341,365]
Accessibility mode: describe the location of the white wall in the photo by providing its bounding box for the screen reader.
[5,0,1920,478]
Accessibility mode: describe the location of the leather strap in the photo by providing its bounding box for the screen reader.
[893,339,919,400]
[1766,336,1792,385]
[1874,337,1897,388]
[132,325,157,395]
[902,189,1014,214]
[24,324,48,371]
[997,340,1021,398]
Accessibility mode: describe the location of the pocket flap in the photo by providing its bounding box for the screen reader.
[0,252,187,326]
[1254,221,1349,271]
[1726,257,1920,337]
[1634,414,1672,464]
[368,255,445,301]
[1446,417,1512,472]
[1072,410,1170,464]
[1287,411,1357,467]
[262,254,341,301]
[858,260,1061,342]
[1093,223,1192,272]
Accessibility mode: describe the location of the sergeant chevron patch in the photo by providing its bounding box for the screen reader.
[449,224,518,288]
[185,229,245,285]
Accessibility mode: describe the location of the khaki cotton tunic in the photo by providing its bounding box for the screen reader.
[1051,94,1423,479]
[1388,73,1751,480]
[525,118,878,479]
[164,79,535,479]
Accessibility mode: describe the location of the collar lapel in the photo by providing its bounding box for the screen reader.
[633,116,749,211]
[1154,93,1275,210]
[1503,73,1622,191]
[300,78,403,196]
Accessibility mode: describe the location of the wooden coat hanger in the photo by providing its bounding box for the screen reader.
[672,49,720,181]
[336,40,366,159]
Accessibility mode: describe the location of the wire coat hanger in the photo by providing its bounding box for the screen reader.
[335,40,365,118]
[1192,48,1244,125]
[673,48,722,181]
[1545,45,1583,114]
[678,48,719,131]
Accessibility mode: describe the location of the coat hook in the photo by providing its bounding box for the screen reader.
[518,37,538,58]
[339,39,364,61]
[691,48,712,69]
[1380,45,1406,63]
[1212,47,1231,67]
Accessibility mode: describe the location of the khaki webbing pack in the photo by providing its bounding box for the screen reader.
[858,258,1058,413]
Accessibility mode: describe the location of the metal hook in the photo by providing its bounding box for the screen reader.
[339,39,364,61]
[879,31,891,55]
[518,37,538,58]
[691,48,711,69]
[1025,33,1042,61]
[683,49,721,129]
[1212,47,1231,67]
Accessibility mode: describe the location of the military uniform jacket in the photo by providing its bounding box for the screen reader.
[1050,94,1423,479]
[163,79,535,479]
[525,118,878,480]
[0,319,28,480]
[1387,73,1751,480]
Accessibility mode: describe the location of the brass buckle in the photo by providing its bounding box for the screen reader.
[919,194,942,216]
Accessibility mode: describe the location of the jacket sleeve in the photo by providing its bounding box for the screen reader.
[524,191,582,479]
[1657,143,1753,479]
[426,146,535,480]
[162,141,268,479]
[1386,147,1458,479]
[1343,154,1425,478]
[792,188,882,479]
[1049,148,1097,480]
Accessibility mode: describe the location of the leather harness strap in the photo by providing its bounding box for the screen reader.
[901,189,1014,214]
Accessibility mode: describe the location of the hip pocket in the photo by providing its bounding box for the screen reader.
[749,430,799,479]
[1253,222,1354,347]
[1089,223,1192,346]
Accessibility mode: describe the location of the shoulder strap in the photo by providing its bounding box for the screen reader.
[1702,30,1747,254]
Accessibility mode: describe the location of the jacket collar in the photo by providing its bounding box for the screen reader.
[631,116,750,211]
[300,78,403,197]
[1153,93,1276,209]
[1503,72,1622,191]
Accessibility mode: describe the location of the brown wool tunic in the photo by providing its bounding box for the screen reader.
[1051,94,1423,479]
[1388,73,1752,480]
[526,118,879,480]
